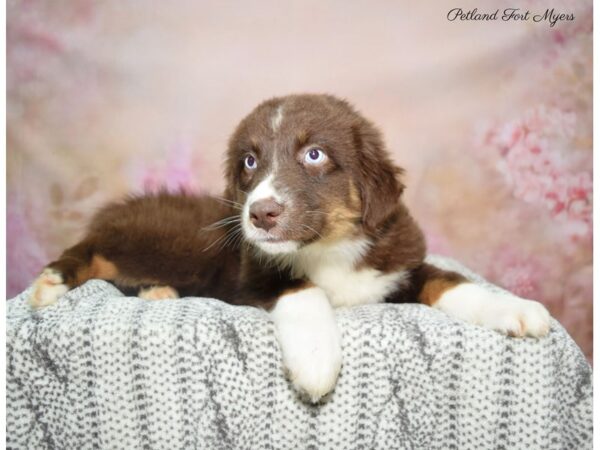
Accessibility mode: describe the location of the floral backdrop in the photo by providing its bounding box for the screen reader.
[7,0,592,361]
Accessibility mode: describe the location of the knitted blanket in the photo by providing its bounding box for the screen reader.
[6,256,593,449]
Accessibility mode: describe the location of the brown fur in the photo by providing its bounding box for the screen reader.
[47,194,243,301]
[41,94,466,310]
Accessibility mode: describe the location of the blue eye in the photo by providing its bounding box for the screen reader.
[244,155,257,170]
[304,148,327,165]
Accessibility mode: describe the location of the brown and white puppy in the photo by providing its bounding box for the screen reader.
[29,94,550,402]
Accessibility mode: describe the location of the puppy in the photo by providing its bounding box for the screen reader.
[29,94,551,402]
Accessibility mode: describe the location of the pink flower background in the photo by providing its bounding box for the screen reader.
[7,0,592,361]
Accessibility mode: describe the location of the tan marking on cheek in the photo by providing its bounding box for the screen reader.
[316,181,363,241]
[348,181,361,210]
[419,279,465,306]
[321,201,362,241]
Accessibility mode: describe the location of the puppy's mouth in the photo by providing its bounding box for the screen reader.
[255,236,288,243]
[243,226,300,253]
[241,212,317,254]
[249,235,301,255]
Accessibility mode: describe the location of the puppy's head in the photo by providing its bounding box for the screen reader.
[225,94,404,255]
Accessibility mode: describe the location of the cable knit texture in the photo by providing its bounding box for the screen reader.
[6,256,592,449]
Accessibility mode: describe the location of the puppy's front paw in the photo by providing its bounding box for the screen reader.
[278,323,342,402]
[435,283,551,337]
[29,268,69,308]
[271,286,342,402]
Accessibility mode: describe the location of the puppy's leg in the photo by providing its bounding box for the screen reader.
[415,264,551,337]
[30,268,70,308]
[30,238,118,308]
[270,284,342,402]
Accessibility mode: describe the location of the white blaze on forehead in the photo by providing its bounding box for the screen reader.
[246,174,283,205]
[270,105,284,132]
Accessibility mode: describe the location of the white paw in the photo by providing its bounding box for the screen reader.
[278,323,342,402]
[138,286,179,300]
[435,283,551,337]
[29,268,69,308]
[271,287,342,402]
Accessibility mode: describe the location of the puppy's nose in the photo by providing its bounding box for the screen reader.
[249,198,284,231]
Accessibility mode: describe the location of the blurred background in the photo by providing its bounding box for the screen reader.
[7,0,592,361]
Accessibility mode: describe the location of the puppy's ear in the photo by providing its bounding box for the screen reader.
[352,122,405,232]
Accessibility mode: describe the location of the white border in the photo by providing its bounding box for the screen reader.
[1,3,596,448]
[592,3,598,449]
[1,0,8,443]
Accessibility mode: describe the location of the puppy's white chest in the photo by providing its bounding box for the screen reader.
[286,238,408,308]
[306,262,408,308]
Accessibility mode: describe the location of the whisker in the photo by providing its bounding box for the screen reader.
[218,226,244,251]
[212,196,244,210]
[202,235,227,252]
[201,215,242,231]
[202,224,242,252]
[301,224,323,239]
[230,230,246,250]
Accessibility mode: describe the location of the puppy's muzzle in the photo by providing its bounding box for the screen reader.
[249,198,284,231]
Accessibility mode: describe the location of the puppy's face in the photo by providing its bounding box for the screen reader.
[225,94,404,255]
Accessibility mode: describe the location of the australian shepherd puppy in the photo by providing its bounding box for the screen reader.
[30,94,550,402]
